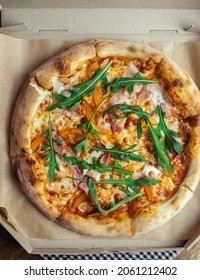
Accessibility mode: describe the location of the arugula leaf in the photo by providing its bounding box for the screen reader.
[107,72,158,94]
[88,179,142,214]
[74,97,108,153]
[146,119,175,173]
[90,144,147,163]
[66,175,161,189]
[66,175,161,213]
[73,137,88,154]
[103,104,149,119]
[97,176,161,190]
[41,117,60,182]
[102,104,176,172]
[62,156,132,175]
[48,61,112,111]
[136,120,143,139]
[152,106,183,154]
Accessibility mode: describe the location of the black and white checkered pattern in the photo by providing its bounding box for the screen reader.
[42,250,179,260]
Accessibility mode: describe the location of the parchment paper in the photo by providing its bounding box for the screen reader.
[0,34,200,243]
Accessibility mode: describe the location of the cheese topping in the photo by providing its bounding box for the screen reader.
[30,56,189,218]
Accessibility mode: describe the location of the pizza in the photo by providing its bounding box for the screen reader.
[10,40,200,237]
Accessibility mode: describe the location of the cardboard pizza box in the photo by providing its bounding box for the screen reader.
[0,0,200,254]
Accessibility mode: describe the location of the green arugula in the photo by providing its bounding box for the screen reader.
[146,119,175,173]
[107,72,158,94]
[88,179,141,214]
[41,117,60,182]
[97,176,161,190]
[67,176,160,214]
[66,175,161,189]
[90,177,161,214]
[103,104,149,119]
[74,97,108,153]
[48,61,112,111]
[152,105,183,154]
[62,156,132,176]
[90,144,147,163]
[102,103,178,172]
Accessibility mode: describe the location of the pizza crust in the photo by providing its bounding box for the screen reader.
[58,210,132,237]
[11,154,63,220]
[183,126,200,192]
[10,77,50,157]
[96,39,163,62]
[131,186,193,236]
[156,57,200,117]
[34,40,96,89]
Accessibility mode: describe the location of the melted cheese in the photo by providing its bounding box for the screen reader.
[142,165,161,178]
[30,82,51,97]
[122,63,138,78]
[52,77,66,94]
[30,57,188,217]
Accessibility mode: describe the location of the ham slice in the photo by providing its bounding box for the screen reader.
[52,135,89,194]
[109,87,140,107]
[108,114,127,133]
[137,84,173,115]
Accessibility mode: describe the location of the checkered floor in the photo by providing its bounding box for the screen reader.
[43,250,179,260]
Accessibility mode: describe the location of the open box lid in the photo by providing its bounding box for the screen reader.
[0,1,200,255]
[0,0,200,40]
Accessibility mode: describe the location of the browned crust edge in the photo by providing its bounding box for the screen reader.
[57,211,132,237]
[131,186,193,236]
[11,155,61,220]
[10,77,50,157]
[156,57,200,117]
[34,40,96,89]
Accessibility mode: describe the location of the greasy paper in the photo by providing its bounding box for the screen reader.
[0,34,200,244]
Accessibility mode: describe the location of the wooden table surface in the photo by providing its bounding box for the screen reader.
[0,224,199,260]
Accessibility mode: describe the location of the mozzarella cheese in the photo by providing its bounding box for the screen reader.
[142,165,161,178]
[30,57,186,213]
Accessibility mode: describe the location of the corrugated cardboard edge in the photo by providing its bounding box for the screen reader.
[0,215,33,253]
[0,214,186,254]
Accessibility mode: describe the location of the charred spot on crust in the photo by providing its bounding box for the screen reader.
[30,176,36,186]
[26,158,36,166]
[128,46,137,53]
[12,160,21,183]
[11,128,15,136]
[186,115,200,127]
[143,58,156,71]
[21,148,26,154]
[55,58,68,74]
[173,79,184,88]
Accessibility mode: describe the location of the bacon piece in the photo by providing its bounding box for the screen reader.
[108,114,123,133]
[52,135,89,194]
[100,153,110,165]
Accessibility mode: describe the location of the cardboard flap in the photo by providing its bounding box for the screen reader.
[0,0,200,40]
[0,216,186,254]
[1,0,200,9]
[0,216,33,253]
